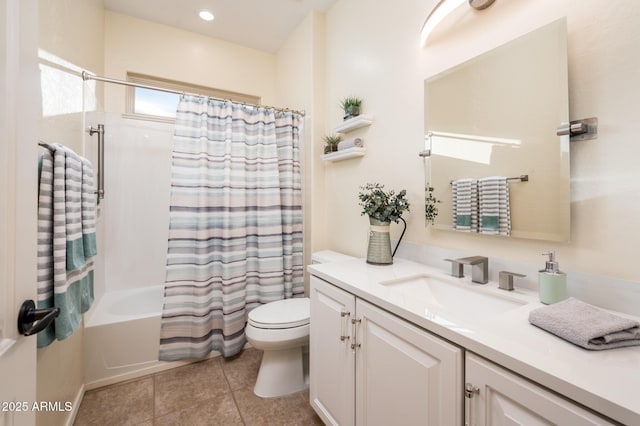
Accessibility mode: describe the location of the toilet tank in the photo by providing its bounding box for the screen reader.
[311,250,356,264]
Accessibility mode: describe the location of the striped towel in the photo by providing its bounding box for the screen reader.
[452,178,478,232]
[478,176,511,236]
[37,144,97,347]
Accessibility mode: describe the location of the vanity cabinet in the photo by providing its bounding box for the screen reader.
[310,276,463,426]
[465,353,616,426]
[310,276,356,425]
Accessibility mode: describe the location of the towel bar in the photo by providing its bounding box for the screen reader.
[450,175,528,184]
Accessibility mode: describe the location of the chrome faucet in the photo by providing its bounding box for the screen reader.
[498,271,526,291]
[445,256,489,284]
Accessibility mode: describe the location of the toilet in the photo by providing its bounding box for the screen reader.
[245,250,355,398]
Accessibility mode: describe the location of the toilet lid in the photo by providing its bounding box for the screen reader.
[248,298,310,329]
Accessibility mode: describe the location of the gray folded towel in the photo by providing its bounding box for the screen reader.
[528,297,640,350]
[337,138,363,151]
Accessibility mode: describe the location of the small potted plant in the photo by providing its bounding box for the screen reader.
[340,96,362,120]
[425,185,441,225]
[323,134,342,154]
[358,183,410,265]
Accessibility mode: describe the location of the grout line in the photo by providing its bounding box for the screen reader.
[220,354,247,425]
[153,359,215,423]
[151,373,156,426]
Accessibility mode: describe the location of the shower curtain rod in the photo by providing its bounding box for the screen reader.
[81,71,306,116]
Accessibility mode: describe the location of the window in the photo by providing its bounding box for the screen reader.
[125,72,261,122]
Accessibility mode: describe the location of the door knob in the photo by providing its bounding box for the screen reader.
[17,300,60,336]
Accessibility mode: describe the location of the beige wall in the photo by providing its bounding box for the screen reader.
[39,0,104,74]
[37,0,104,425]
[322,0,640,283]
[276,11,327,289]
[103,11,278,114]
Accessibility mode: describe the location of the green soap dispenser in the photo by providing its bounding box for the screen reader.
[538,251,567,304]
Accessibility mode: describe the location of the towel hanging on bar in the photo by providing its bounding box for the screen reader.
[451,178,478,232]
[37,143,97,347]
[478,176,511,236]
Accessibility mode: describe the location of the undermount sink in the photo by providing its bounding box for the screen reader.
[379,274,527,323]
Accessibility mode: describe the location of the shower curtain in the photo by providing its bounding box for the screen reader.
[159,96,304,361]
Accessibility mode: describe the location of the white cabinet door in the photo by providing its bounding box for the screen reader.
[355,299,463,426]
[465,353,616,426]
[310,276,356,426]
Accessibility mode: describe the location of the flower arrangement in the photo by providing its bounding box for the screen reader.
[358,183,410,223]
[425,185,441,225]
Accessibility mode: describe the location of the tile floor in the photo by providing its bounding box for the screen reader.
[73,348,323,426]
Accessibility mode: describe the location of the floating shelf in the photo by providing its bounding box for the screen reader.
[333,115,373,133]
[321,147,366,162]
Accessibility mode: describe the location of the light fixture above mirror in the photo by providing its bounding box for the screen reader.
[420,0,497,45]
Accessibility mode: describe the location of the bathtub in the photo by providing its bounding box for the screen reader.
[83,286,203,389]
[84,285,228,389]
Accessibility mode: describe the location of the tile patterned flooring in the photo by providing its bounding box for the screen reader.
[74,348,323,426]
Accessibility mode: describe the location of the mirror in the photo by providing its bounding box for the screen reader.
[424,18,570,242]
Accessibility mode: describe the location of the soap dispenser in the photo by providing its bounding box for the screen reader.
[538,251,567,304]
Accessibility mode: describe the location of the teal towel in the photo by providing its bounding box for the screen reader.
[456,214,471,227]
[480,215,499,230]
[37,144,97,347]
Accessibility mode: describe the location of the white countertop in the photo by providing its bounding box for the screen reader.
[308,258,640,425]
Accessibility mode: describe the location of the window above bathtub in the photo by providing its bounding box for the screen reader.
[124,72,261,123]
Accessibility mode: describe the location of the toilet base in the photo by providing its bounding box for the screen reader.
[253,346,308,398]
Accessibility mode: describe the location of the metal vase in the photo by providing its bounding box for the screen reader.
[366,217,393,265]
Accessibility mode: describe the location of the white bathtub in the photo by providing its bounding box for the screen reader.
[84,286,167,389]
[83,285,223,389]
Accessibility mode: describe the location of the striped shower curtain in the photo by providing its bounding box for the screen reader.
[159,96,304,360]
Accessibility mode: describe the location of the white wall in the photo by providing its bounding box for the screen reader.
[322,0,640,284]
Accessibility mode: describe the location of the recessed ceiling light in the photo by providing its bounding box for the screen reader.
[199,10,215,21]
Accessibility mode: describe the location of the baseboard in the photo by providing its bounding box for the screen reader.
[65,383,85,426]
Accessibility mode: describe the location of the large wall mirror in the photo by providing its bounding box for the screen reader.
[424,18,570,242]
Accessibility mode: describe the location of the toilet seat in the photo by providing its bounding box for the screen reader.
[248,298,309,329]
